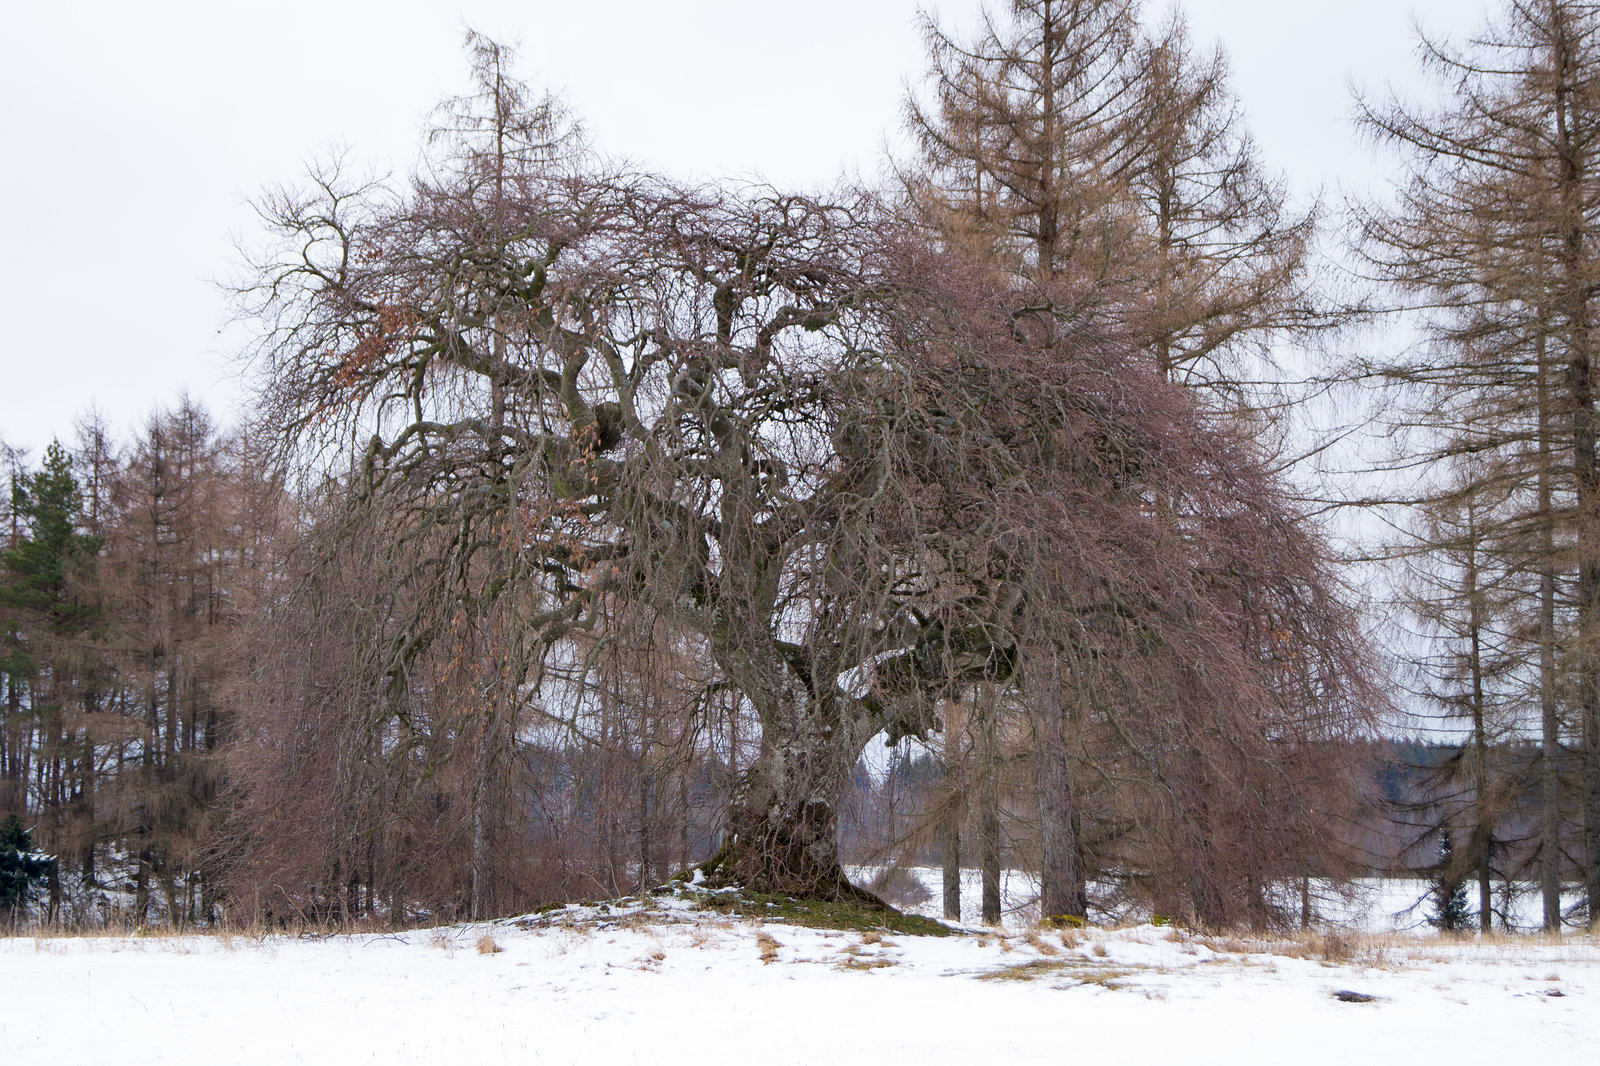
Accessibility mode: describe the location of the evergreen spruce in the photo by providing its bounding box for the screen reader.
[1,441,102,631]
[1428,833,1472,932]
[1,441,103,727]
[0,813,52,922]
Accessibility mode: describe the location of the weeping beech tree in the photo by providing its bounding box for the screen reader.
[902,0,1350,924]
[236,39,1371,912]
[861,265,1376,924]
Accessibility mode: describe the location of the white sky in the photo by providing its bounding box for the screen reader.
[0,0,1490,458]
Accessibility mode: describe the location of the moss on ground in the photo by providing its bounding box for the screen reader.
[693,891,952,937]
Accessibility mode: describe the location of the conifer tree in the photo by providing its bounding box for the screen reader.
[0,446,102,920]
[905,0,1350,927]
[0,813,52,923]
[1357,0,1600,929]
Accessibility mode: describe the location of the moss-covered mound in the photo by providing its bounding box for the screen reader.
[692,890,953,937]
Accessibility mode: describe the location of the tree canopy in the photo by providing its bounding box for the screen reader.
[229,35,1372,920]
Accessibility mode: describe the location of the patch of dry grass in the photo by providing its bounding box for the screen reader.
[835,955,897,971]
[1169,925,1600,972]
[980,958,1139,988]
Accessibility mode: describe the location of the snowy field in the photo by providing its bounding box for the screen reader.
[874,865,1589,934]
[4,884,1598,1065]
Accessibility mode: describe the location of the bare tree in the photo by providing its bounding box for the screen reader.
[1401,463,1531,931]
[906,0,1324,397]
[230,36,1374,921]
[1355,0,1600,929]
[903,0,1358,926]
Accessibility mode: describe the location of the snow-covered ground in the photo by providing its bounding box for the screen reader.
[4,887,1597,1065]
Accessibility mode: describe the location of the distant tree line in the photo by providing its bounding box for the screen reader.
[1,406,282,922]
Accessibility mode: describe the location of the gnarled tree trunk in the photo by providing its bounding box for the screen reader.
[708,680,882,902]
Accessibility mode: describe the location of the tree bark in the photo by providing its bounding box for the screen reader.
[1539,320,1565,931]
[1548,6,1600,929]
[470,757,492,921]
[1035,661,1087,921]
[637,753,654,892]
[1477,826,1493,934]
[979,797,1002,926]
[976,700,1000,926]
[706,672,882,903]
[941,801,962,922]
[941,704,964,921]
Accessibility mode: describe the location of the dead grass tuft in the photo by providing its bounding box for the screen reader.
[979,959,1071,982]
[1316,929,1357,964]
[755,931,781,964]
[1024,931,1059,956]
[1078,968,1135,988]
[1168,926,1600,971]
[865,866,934,911]
[1194,935,1257,955]
[835,955,897,971]
[475,934,503,955]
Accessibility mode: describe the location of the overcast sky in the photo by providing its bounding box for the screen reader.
[0,0,1490,459]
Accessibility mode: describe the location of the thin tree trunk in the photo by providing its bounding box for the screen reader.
[134,847,152,924]
[678,772,690,871]
[1551,11,1600,928]
[160,867,179,927]
[941,704,963,922]
[1542,578,1563,930]
[470,719,495,922]
[1585,686,1600,928]
[1477,828,1493,934]
[1539,318,1564,931]
[979,798,1001,926]
[1035,660,1087,921]
[1465,520,1492,935]
[2,679,24,814]
[637,753,653,892]
[78,729,95,887]
[941,793,962,922]
[977,689,1002,925]
[46,859,60,925]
